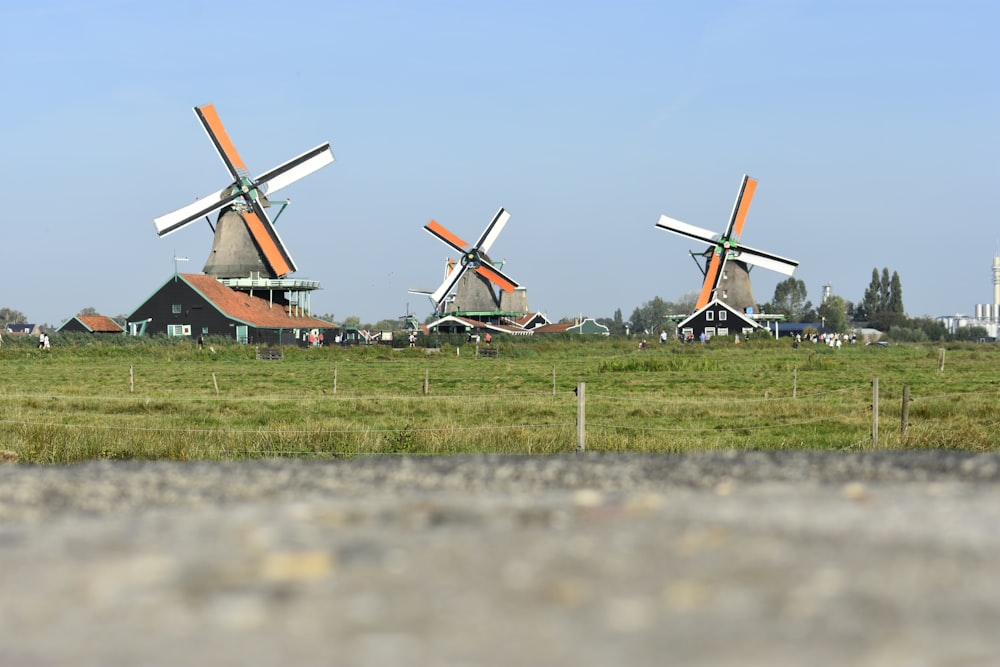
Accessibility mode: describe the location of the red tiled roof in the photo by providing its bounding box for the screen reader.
[532,322,574,333]
[180,274,334,329]
[77,315,124,333]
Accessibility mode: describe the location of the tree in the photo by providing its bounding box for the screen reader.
[908,316,948,342]
[880,268,891,313]
[79,306,99,316]
[888,271,904,315]
[628,296,693,334]
[858,268,880,321]
[767,278,812,322]
[817,295,848,333]
[342,315,361,328]
[859,267,905,329]
[954,325,989,341]
[0,308,27,326]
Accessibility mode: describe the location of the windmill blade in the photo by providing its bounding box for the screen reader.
[424,220,470,255]
[474,208,511,253]
[726,175,757,240]
[255,143,335,195]
[732,243,799,276]
[195,104,249,183]
[474,262,519,293]
[154,186,242,237]
[655,215,718,245]
[696,251,725,310]
[242,197,297,276]
[430,261,469,308]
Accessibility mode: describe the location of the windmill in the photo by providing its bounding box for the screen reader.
[410,207,526,316]
[655,175,798,314]
[153,104,334,279]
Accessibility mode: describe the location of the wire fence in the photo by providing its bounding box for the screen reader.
[3,376,999,462]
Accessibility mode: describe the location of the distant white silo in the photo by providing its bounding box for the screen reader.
[976,303,984,319]
[994,254,1000,319]
[985,304,993,320]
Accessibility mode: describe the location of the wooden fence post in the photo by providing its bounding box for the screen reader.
[872,376,879,447]
[333,365,338,395]
[938,348,945,372]
[423,369,429,395]
[576,382,586,453]
[129,365,134,394]
[212,373,219,396]
[793,367,797,399]
[553,366,556,396]
[901,384,911,439]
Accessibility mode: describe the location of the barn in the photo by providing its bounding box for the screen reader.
[675,298,762,341]
[126,273,333,345]
[56,314,124,335]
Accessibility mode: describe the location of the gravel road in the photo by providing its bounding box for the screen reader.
[2,451,999,667]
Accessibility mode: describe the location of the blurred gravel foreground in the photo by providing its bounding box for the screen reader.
[2,451,1000,667]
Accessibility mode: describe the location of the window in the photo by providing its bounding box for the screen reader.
[172,304,182,314]
[706,310,714,321]
[717,328,729,336]
[719,310,728,321]
[202,327,209,335]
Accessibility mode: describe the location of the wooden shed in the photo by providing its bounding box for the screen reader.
[126,273,333,345]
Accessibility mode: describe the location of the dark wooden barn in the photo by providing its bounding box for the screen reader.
[126,273,333,345]
[56,314,124,335]
[675,298,762,342]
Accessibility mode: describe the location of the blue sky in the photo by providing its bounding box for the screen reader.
[2,1,997,326]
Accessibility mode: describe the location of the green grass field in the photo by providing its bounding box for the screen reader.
[1,335,998,463]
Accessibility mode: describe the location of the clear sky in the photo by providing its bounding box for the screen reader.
[2,0,997,326]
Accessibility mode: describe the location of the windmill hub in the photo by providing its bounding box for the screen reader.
[461,251,482,269]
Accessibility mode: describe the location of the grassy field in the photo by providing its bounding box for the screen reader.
[1,334,998,463]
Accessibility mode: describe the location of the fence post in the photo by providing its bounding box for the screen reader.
[129,365,134,394]
[576,382,586,453]
[333,365,338,395]
[793,367,797,399]
[212,373,220,396]
[872,376,879,447]
[938,348,945,372]
[553,366,556,396]
[901,384,911,439]
[423,369,429,395]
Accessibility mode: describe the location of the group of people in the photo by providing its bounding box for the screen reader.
[37,332,50,350]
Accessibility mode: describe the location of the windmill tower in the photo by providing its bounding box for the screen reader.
[656,175,798,315]
[153,104,334,287]
[410,208,528,318]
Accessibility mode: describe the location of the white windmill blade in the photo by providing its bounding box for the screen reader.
[655,215,718,245]
[255,143,335,195]
[154,186,239,237]
[430,262,469,308]
[475,208,511,254]
[733,244,799,276]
